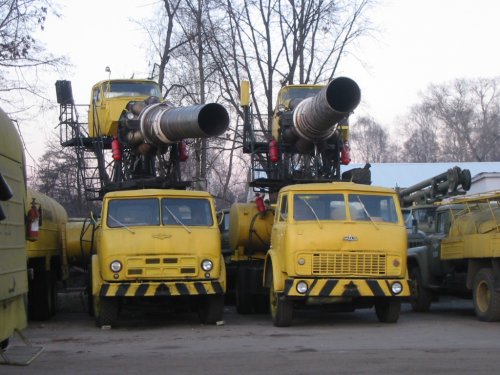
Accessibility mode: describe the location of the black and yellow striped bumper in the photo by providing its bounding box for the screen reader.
[283,278,411,298]
[99,280,224,298]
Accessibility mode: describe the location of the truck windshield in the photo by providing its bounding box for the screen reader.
[162,198,213,227]
[293,194,346,221]
[348,194,399,223]
[104,82,161,99]
[282,87,322,102]
[107,198,160,227]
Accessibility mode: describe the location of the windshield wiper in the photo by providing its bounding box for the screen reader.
[300,198,323,229]
[356,196,379,231]
[108,214,135,234]
[164,206,192,234]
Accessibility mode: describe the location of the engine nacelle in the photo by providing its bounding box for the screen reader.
[119,99,229,151]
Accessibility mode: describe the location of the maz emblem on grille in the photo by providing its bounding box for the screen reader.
[152,233,172,240]
[343,235,358,241]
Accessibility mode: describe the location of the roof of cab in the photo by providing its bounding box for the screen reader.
[104,189,212,199]
[91,79,159,89]
[280,182,397,195]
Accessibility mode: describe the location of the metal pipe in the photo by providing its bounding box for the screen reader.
[292,77,361,142]
[139,102,229,146]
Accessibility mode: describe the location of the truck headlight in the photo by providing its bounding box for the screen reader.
[201,259,213,272]
[296,281,308,294]
[391,282,403,295]
[110,260,122,272]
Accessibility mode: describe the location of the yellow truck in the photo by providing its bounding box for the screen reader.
[262,182,410,326]
[0,107,28,349]
[90,188,225,326]
[26,188,68,320]
[56,78,229,326]
[407,191,500,321]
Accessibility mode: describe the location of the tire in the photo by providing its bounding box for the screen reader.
[236,267,253,314]
[49,271,58,317]
[473,268,500,322]
[87,264,94,317]
[29,266,53,321]
[254,293,270,314]
[409,266,432,312]
[198,294,224,324]
[375,299,401,323]
[269,275,293,327]
[94,296,119,327]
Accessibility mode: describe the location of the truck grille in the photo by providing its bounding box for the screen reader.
[126,256,198,278]
[311,252,386,276]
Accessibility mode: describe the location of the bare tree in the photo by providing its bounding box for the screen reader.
[404,77,500,162]
[31,139,95,217]
[141,0,374,204]
[350,116,391,163]
[401,104,441,162]
[0,0,65,114]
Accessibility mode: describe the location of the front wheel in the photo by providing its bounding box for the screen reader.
[269,275,293,327]
[409,266,432,312]
[235,267,253,314]
[375,299,401,323]
[29,267,54,321]
[94,296,118,327]
[198,294,224,324]
[473,268,500,322]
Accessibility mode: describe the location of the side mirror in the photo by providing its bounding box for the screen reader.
[217,211,224,227]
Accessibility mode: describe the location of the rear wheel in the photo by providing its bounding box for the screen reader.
[94,296,118,327]
[254,294,270,314]
[473,268,500,322]
[49,270,58,316]
[236,267,253,314]
[29,266,54,320]
[269,275,293,327]
[198,294,224,324]
[409,265,432,312]
[87,264,94,317]
[375,299,401,323]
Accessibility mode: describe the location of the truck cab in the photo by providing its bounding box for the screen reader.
[88,79,161,137]
[91,189,225,326]
[263,182,410,326]
[407,204,470,312]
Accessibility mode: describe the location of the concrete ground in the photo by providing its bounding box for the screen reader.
[2,290,500,375]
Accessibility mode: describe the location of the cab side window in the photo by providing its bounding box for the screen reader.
[436,212,450,234]
[278,195,288,222]
[92,88,101,104]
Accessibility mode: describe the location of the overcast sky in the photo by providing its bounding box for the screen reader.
[22,0,500,170]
